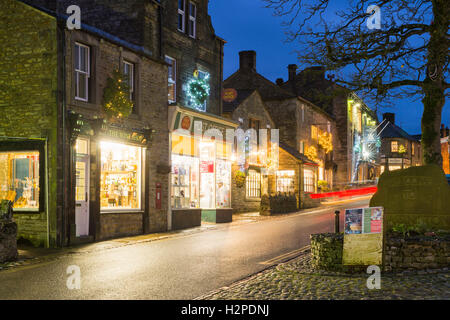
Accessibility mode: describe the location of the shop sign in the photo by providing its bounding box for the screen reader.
[222,88,238,103]
[101,124,147,144]
[176,113,194,131]
[388,158,403,164]
[342,207,384,266]
[200,161,214,173]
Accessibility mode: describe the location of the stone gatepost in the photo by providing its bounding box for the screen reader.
[0,200,18,263]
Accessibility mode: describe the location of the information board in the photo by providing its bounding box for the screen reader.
[342,207,384,266]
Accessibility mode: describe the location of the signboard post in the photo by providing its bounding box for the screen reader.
[342,207,384,266]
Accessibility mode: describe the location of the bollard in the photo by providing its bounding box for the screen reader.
[335,210,340,233]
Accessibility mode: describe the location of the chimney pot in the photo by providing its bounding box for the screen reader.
[239,51,257,71]
[288,64,297,81]
[383,113,395,124]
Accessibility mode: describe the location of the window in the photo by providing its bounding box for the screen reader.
[0,151,40,211]
[276,170,295,193]
[188,2,197,38]
[178,0,186,32]
[123,61,135,102]
[165,56,176,103]
[311,125,318,141]
[304,169,314,193]
[391,141,398,152]
[246,169,261,198]
[74,43,90,101]
[100,141,142,210]
[299,141,305,154]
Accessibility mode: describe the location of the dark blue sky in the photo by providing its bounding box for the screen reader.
[209,0,449,135]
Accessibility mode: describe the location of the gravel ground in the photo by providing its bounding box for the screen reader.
[199,251,450,300]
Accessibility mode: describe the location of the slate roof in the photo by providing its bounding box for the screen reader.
[378,119,420,142]
[224,69,296,102]
[222,89,255,114]
[279,142,317,165]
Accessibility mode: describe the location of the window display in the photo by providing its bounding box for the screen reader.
[100,141,142,210]
[216,160,231,208]
[171,155,199,209]
[0,151,40,210]
[276,170,295,193]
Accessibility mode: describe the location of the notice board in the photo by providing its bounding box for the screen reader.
[342,207,384,266]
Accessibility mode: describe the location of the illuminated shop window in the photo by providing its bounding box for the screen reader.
[100,142,142,210]
[0,151,40,211]
[216,159,231,208]
[246,169,261,198]
[171,154,200,209]
[276,170,295,193]
[304,169,315,193]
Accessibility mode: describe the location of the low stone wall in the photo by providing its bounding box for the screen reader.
[99,212,143,240]
[384,236,450,271]
[0,222,18,263]
[310,233,343,271]
[310,233,450,272]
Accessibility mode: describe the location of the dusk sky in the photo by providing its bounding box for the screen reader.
[209,0,450,135]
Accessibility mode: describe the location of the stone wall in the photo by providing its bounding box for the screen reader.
[0,222,18,263]
[99,213,143,240]
[310,233,343,271]
[311,232,450,272]
[0,0,59,247]
[384,237,450,271]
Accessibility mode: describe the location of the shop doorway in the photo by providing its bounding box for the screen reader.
[199,142,215,208]
[75,138,90,237]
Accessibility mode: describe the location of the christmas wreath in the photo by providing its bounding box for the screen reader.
[102,70,134,119]
[187,73,210,108]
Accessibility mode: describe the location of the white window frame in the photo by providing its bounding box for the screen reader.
[178,0,186,33]
[304,169,315,193]
[246,169,261,199]
[188,2,197,38]
[74,43,90,102]
[123,60,134,101]
[165,56,177,103]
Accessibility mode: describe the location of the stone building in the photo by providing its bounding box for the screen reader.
[279,66,380,186]
[223,51,334,210]
[378,113,422,173]
[0,0,173,247]
[1,0,237,246]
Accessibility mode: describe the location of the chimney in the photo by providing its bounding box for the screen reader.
[288,64,297,81]
[239,51,256,71]
[276,78,284,86]
[383,113,395,124]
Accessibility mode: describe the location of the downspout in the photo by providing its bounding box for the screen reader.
[58,18,68,247]
[159,2,163,59]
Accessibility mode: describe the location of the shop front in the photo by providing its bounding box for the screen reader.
[169,106,238,229]
[68,116,153,243]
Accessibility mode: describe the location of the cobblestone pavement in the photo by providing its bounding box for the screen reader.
[199,251,450,300]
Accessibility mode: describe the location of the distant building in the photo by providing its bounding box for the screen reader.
[441,125,450,174]
[279,66,380,186]
[378,113,422,173]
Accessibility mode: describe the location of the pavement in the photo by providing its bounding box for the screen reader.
[0,196,392,300]
[199,249,450,300]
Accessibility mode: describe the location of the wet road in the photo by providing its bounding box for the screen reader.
[0,198,369,300]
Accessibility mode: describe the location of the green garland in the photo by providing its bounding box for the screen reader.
[102,70,134,119]
[187,74,210,109]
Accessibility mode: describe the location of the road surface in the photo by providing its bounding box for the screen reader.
[0,197,369,299]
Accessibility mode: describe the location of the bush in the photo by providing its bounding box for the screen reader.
[269,193,298,214]
[318,180,330,192]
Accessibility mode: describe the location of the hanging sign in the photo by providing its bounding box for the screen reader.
[222,88,238,103]
[342,207,384,266]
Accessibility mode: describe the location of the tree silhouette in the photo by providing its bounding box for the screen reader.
[264,0,449,165]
